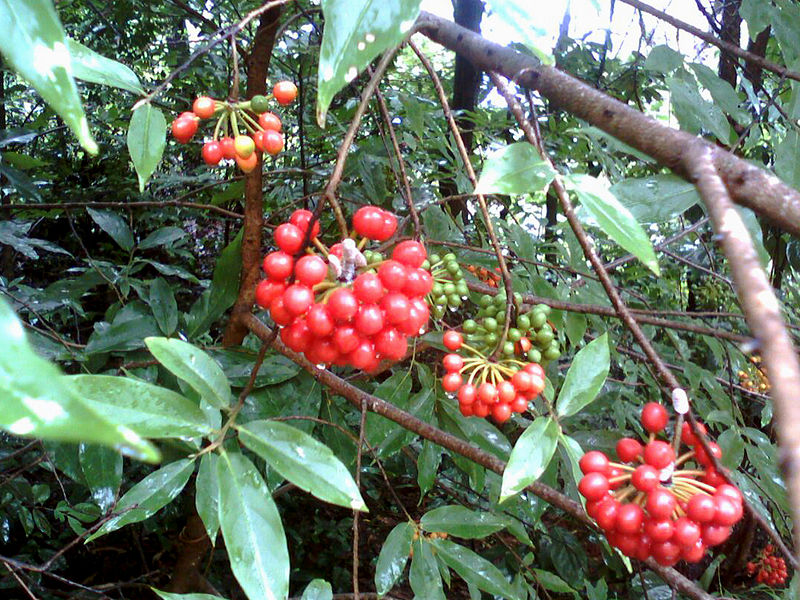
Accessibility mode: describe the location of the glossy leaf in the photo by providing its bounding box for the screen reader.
[217,452,289,600]
[153,590,227,600]
[556,333,609,418]
[145,337,231,409]
[532,569,575,593]
[417,440,441,498]
[564,174,660,275]
[68,375,212,439]
[475,143,557,196]
[300,579,333,600]
[86,458,194,541]
[66,38,144,94]
[195,453,220,543]
[668,75,732,145]
[149,277,178,335]
[79,444,122,513]
[609,175,700,223]
[87,207,134,251]
[317,0,422,126]
[375,522,414,596]
[237,420,366,511]
[501,417,560,502]
[484,0,559,65]
[127,102,166,192]
[0,0,97,153]
[0,298,158,462]
[409,538,445,600]
[558,434,585,488]
[420,505,507,539]
[431,538,517,600]
[138,226,187,250]
[240,372,320,433]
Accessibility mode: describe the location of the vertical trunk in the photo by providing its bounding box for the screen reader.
[438,0,484,217]
[717,0,741,87]
[222,7,284,346]
[744,27,771,93]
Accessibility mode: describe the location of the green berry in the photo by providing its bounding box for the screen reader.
[452,269,464,280]
[544,347,561,361]
[527,348,542,363]
[517,314,531,331]
[483,317,498,332]
[503,341,515,356]
[508,328,522,342]
[250,94,270,113]
[480,294,492,307]
[421,259,431,270]
[429,253,441,265]
[536,303,551,316]
[435,295,448,306]
[443,253,457,262]
[446,261,460,275]
[485,332,498,346]
[531,310,547,329]
[513,292,523,304]
[456,282,469,296]
[443,283,456,295]
[536,329,554,345]
[463,319,478,334]
[432,283,444,296]
[447,294,461,307]
[433,305,445,319]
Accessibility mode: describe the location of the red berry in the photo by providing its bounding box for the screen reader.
[715,484,742,506]
[641,402,668,433]
[511,370,532,392]
[594,498,619,531]
[701,468,726,487]
[701,523,731,546]
[255,279,285,308]
[672,517,701,546]
[333,326,360,354]
[473,402,490,418]
[355,304,384,335]
[682,539,706,563]
[192,96,216,119]
[491,402,511,423]
[392,240,427,267]
[235,152,258,174]
[443,353,463,372]
[651,540,681,566]
[375,328,406,360]
[681,421,706,446]
[220,136,236,159]
[510,395,528,413]
[644,517,674,543]
[713,495,742,526]
[381,293,411,325]
[579,451,610,475]
[646,487,676,520]
[404,268,433,296]
[477,382,497,404]
[443,330,463,350]
[258,111,282,131]
[262,130,284,155]
[273,80,298,105]
[643,440,675,469]
[307,304,335,336]
[353,206,385,240]
[327,288,359,322]
[497,380,516,404]
[523,363,545,378]
[202,140,223,165]
[579,472,610,501]
[631,464,659,492]
[274,223,305,254]
[615,533,642,558]
[263,251,294,280]
[283,284,313,316]
[687,493,716,523]
[615,503,644,534]
[616,438,643,463]
[459,402,475,417]
[377,260,408,291]
[458,384,477,405]
[171,116,197,143]
[377,212,397,241]
[281,319,312,352]
[695,442,722,467]
[289,209,321,240]
[348,340,376,370]
[352,272,384,303]
[442,372,462,392]
[294,255,327,286]
[269,295,294,326]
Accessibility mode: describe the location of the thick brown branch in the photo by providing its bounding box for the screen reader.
[415,11,800,237]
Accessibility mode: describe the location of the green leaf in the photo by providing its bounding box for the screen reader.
[365,371,412,449]
[475,143,557,195]
[300,579,333,600]
[0,0,97,153]
[409,538,445,600]
[431,538,517,600]
[127,102,166,192]
[667,76,732,145]
[68,375,213,439]
[153,590,227,600]
[86,458,194,541]
[240,372,320,433]
[643,44,684,72]
[741,0,773,40]
[564,174,660,275]
[776,130,800,191]
[196,453,220,543]
[139,226,187,250]
[86,207,134,251]
[420,505,508,539]
[556,333,609,417]
[317,0,422,126]
[0,162,41,200]
[484,0,558,65]
[609,175,700,223]
[375,522,414,596]
[417,440,441,498]
[501,417,560,502]
[66,38,144,94]
[689,63,748,124]
[0,297,158,462]
[145,337,231,409]
[532,569,575,593]
[558,434,585,488]
[237,420,366,511]
[217,452,289,600]
[79,444,122,513]
[149,277,178,335]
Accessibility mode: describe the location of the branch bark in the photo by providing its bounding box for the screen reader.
[414,11,800,237]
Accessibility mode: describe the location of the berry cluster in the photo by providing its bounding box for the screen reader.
[579,403,744,566]
[747,545,788,586]
[463,294,561,364]
[427,253,467,319]
[170,81,298,173]
[440,331,545,423]
[255,206,432,371]
[738,355,770,393]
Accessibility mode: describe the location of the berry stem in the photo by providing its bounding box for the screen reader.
[213,111,228,141]
[230,109,240,136]
[312,238,330,256]
[675,449,696,467]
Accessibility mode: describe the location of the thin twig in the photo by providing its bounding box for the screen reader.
[352,399,368,599]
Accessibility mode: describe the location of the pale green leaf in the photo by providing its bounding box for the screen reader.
[610,175,700,223]
[66,38,144,94]
[556,333,609,417]
[196,453,220,543]
[375,522,414,596]
[501,417,560,502]
[301,579,333,600]
[153,589,227,600]
[475,143,557,196]
[431,538,518,600]
[127,102,166,192]
[420,505,507,539]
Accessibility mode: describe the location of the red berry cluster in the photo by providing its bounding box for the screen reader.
[440,331,545,423]
[171,81,298,173]
[579,403,744,566]
[255,206,432,371]
[747,545,788,586]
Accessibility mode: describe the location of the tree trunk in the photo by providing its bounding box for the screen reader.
[717,0,741,87]
[222,7,283,345]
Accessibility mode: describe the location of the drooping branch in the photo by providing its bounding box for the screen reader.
[242,312,716,600]
[414,11,800,237]
[687,146,800,562]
